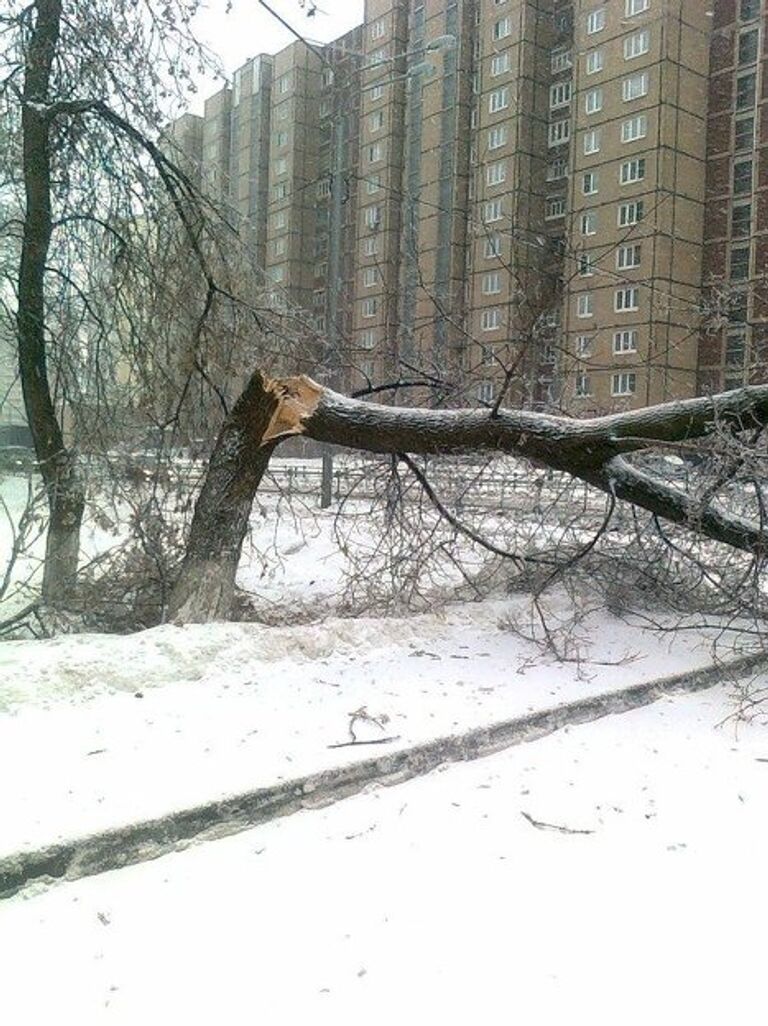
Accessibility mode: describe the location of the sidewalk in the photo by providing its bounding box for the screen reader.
[2,682,767,1025]
[1,597,762,894]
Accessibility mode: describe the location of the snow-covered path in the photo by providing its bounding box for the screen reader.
[0,598,738,855]
[2,685,766,1026]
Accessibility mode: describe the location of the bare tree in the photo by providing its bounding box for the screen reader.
[2,0,221,601]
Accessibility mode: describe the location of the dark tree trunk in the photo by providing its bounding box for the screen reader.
[168,372,281,622]
[17,0,84,603]
[172,374,768,623]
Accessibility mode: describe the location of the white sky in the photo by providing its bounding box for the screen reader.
[190,0,366,113]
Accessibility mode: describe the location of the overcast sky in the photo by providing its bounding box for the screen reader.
[190,0,366,112]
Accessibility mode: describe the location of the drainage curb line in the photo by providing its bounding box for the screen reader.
[2,652,765,899]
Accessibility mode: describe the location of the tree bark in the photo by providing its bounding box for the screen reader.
[17,0,85,603]
[172,373,768,622]
[167,371,281,622]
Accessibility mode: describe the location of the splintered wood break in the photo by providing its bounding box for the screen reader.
[261,375,323,445]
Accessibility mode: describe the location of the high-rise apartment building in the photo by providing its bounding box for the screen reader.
[170,0,767,412]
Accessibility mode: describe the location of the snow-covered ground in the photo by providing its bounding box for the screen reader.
[0,595,744,855]
[3,464,767,1024]
[2,685,766,1025]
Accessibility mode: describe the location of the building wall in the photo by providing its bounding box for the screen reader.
[561,0,709,413]
[173,0,768,414]
[698,0,768,394]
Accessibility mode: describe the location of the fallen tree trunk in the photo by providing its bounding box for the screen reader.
[169,373,768,622]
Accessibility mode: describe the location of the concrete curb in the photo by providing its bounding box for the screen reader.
[2,652,765,899]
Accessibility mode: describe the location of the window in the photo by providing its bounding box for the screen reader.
[546,196,566,219]
[274,156,288,176]
[316,178,330,198]
[621,115,647,142]
[491,52,511,76]
[314,260,327,277]
[577,293,594,318]
[738,30,759,65]
[548,120,571,147]
[362,267,379,287]
[583,129,601,155]
[488,125,508,150]
[489,87,510,113]
[547,157,568,180]
[274,130,288,147]
[493,16,511,40]
[369,47,388,66]
[732,204,752,239]
[483,198,504,222]
[576,335,593,357]
[551,49,572,73]
[613,330,638,354]
[368,142,384,163]
[615,286,639,311]
[622,72,649,101]
[361,297,378,318]
[575,373,591,397]
[369,110,385,132]
[735,116,755,151]
[269,265,285,282]
[482,271,502,294]
[578,252,595,276]
[273,211,286,229]
[486,160,507,186]
[277,73,292,94]
[481,308,501,330]
[360,329,376,349]
[612,372,637,396]
[363,236,379,256]
[586,49,604,74]
[273,181,288,200]
[366,174,382,194]
[736,73,756,110]
[730,292,748,324]
[581,211,598,236]
[730,246,751,281]
[624,29,650,59]
[370,18,385,40]
[582,171,599,194]
[620,157,646,184]
[733,160,753,195]
[484,234,502,258]
[618,200,644,226]
[725,328,747,367]
[586,8,606,34]
[368,83,385,101]
[540,345,556,368]
[741,0,760,19]
[364,204,381,228]
[478,381,495,403]
[585,88,603,114]
[312,288,324,308]
[273,237,286,256]
[550,81,572,109]
[617,244,642,269]
[322,68,334,87]
[625,0,649,14]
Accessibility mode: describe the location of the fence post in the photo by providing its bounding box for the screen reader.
[321,449,333,509]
